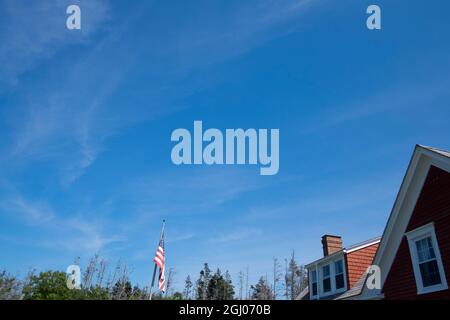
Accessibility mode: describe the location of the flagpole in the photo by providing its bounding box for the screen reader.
[149,220,165,300]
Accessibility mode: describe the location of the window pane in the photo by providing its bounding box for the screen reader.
[323,265,330,278]
[427,238,436,259]
[311,270,317,283]
[323,278,331,292]
[312,283,318,296]
[334,260,343,274]
[415,237,436,262]
[335,274,345,289]
[419,260,442,287]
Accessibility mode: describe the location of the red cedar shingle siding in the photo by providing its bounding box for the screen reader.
[345,243,379,289]
[383,165,450,299]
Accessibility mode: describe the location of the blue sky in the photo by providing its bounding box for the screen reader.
[1,0,450,292]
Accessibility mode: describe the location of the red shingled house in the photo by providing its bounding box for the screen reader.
[359,145,450,300]
[300,145,450,300]
[299,235,380,300]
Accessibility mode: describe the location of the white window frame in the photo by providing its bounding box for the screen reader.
[406,222,448,295]
[334,259,346,292]
[308,256,347,299]
[309,269,319,299]
[321,264,332,295]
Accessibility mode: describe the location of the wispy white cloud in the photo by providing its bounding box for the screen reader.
[126,168,273,223]
[172,0,317,72]
[211,227,263,244]
[1,196,55,224]
[0,192,124,253]
[300,77,450,134]
[0,0,110,86]
[167,232,196,244]
[239,171,399,230]
[6,1,130,186]
[3,0,321,186]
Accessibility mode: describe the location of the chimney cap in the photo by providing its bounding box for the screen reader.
[321,234,342,239]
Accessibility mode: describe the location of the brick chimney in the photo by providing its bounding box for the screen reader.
[321,235,343,256]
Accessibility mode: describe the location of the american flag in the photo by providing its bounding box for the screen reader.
[153,230,166,292]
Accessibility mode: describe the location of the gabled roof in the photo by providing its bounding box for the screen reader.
[359,145,450,299]
[305,237,380,268]
[346,236,381,253]
[300,237,380,300]
[421,145,450,158]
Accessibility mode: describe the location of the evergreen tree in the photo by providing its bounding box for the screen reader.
[195,265,235,300]
[223,270,235,300]
[206,269,235,300]
[251,277,274,300]
[183,275,193,299]
[206,269,221,300]
[112,280,132,300]
[284,251,307,300]
[196,263,211,300]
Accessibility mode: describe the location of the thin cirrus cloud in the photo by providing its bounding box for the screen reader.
[299,76,450,135]
[3,0,320,186]
[126,167,274,223]
[210,227,263,244]
[0,0,323,270]
[6,2,135,186]
[0,0,110,86]
[0,192,125,254]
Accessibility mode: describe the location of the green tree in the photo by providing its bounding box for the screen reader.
[284,251,307,300]
[251,277,273,300]
[171,291,183,300]
[206,269,235,300]
[0,271,22,300]
[112,280,132,300]
[223,271,235,300]
[22,271,77,300]
[196,263,211,300]
[22,271,109,300]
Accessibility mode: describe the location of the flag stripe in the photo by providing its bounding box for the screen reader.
[153,229,166,292]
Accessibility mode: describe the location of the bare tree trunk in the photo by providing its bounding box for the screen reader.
[284,258,289,300]
[245,266,249,300]
[238,271,244,300]
[272,257,281,300]
[165,268,175,298]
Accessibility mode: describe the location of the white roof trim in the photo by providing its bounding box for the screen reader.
[305,238,381,268]
[345,239,381,254]
[360,145,450,299]
[305,250,344,268]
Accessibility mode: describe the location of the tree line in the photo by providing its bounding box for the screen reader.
[0,252,307,300]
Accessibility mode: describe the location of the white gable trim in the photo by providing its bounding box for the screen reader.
[360,145,450,299]
[345,239,381,254]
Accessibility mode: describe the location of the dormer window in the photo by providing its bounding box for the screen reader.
[406,223,448,295]
[308,257,347,299]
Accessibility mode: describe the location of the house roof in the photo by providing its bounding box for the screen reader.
[300,145,450,300]
[305,236,381,268]
[335,272,368,300]
[346,236,381,253]
[358,145,450,299]
[296,286,309,300]
[420,145,450,158]
[296,271,370,300]
[300,237,380,300]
